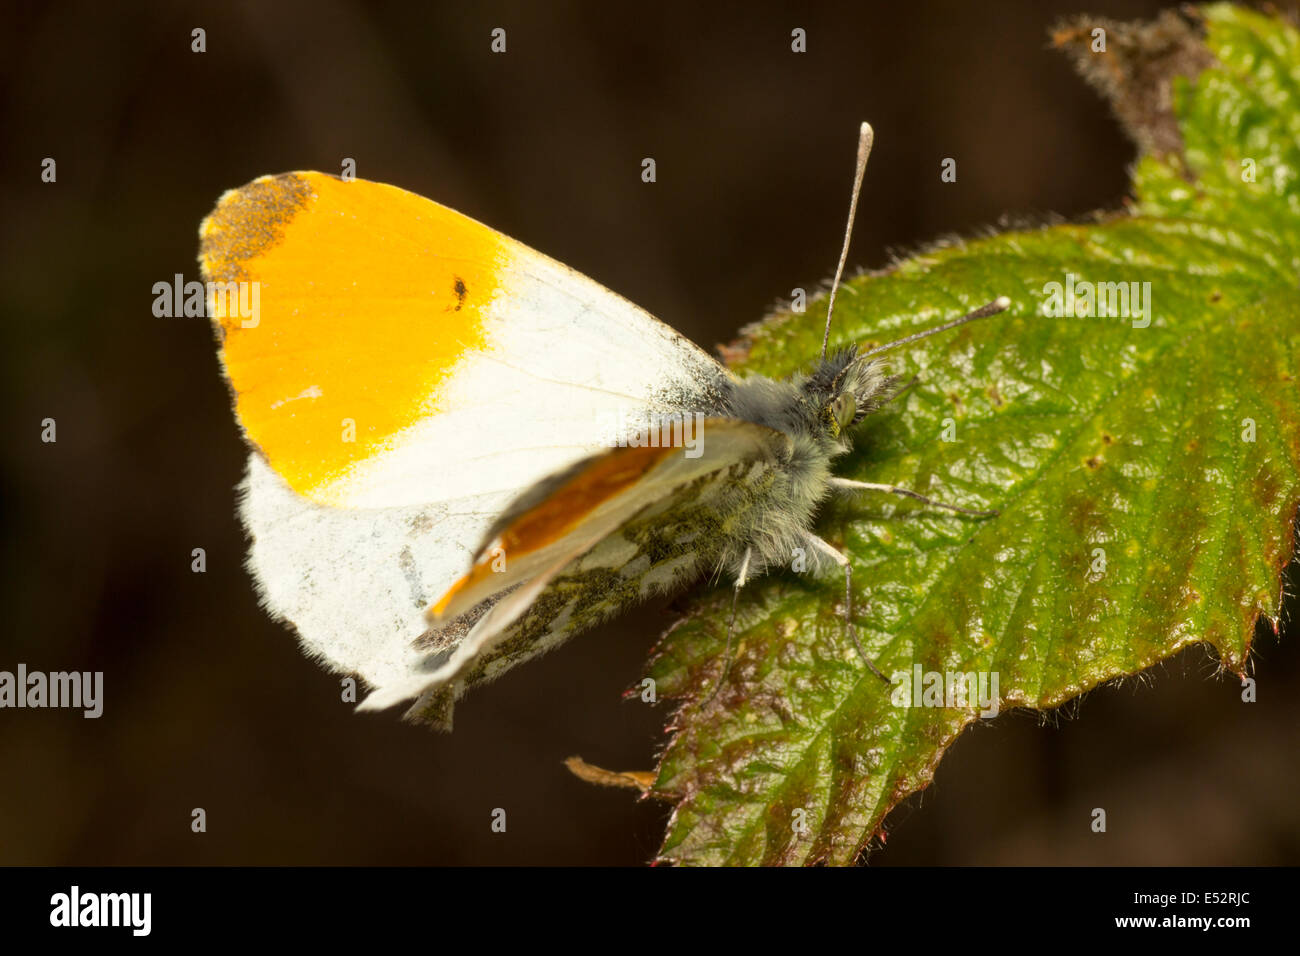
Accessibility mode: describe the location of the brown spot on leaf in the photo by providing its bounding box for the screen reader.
[1064,488,1106,539]
[1254,461,1281,510]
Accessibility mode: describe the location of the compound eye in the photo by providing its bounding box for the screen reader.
[832,392,856,431]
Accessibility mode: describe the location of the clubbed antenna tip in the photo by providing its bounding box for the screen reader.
[820,122,874,362]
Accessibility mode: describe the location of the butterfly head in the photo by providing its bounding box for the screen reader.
[807,346,897,444]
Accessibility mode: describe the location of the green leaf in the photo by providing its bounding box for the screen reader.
[648,3,1300,866]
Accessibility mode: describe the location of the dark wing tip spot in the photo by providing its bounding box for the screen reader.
[200,173,314,285]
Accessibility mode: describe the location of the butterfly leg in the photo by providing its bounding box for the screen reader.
[830,477,998,517]
[805,534,891,686]
[704,546,753,703]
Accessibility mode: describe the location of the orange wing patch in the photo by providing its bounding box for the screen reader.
[432,444,677,616]
[199,172,501,501]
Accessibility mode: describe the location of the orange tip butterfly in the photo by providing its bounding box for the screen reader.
[199,123,1009,728]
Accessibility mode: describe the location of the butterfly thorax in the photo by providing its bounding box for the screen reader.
[714,348,897,577]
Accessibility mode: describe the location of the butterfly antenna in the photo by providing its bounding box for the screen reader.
[820,121,874,362]
[858,295,1012,360]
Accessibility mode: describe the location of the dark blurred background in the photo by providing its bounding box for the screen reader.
[2,0,1297,865]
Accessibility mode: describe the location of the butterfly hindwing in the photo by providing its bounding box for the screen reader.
[406,424,792,726]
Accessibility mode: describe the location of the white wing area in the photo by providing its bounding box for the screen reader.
[316,250,730,509]
[239,249,732,698]
[241,452,512,693]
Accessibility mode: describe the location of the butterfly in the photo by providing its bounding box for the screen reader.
[200,123,1008,729]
